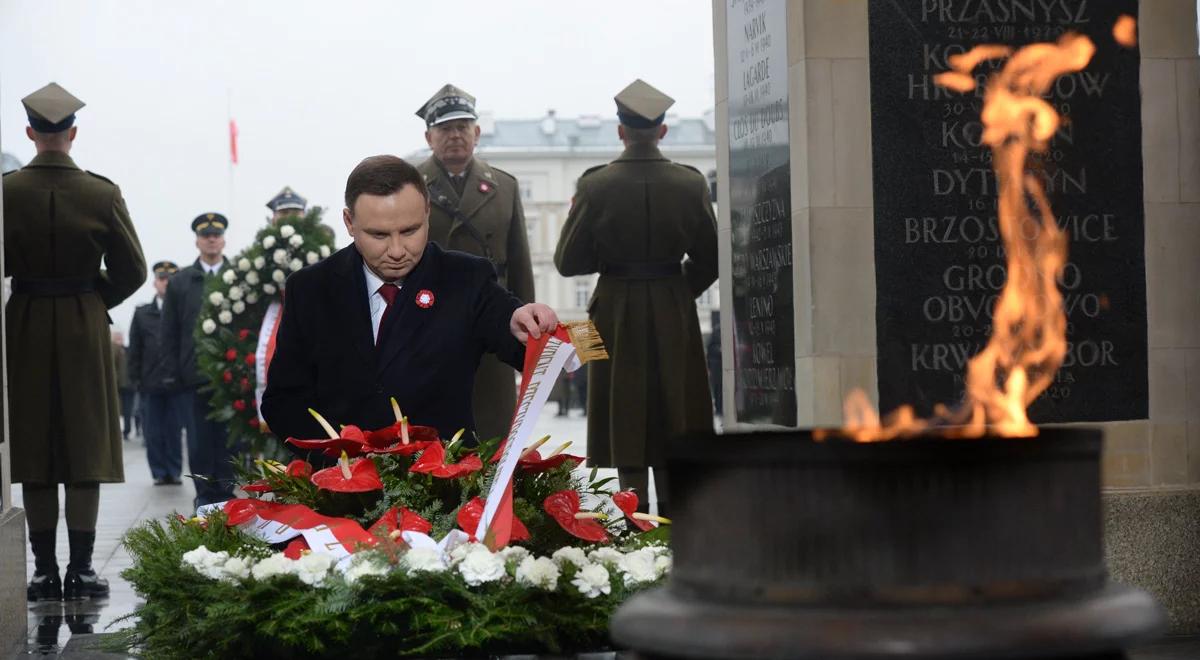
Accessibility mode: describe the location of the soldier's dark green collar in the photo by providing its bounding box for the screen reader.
[616,144,667,162]
[27,151,79,170]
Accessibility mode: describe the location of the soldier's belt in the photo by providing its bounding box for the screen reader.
[12,276,97,297]
[598,261,682,279]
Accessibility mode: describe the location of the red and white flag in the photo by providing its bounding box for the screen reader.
[229,119,239,165]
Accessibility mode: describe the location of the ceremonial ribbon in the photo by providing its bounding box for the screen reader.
[254,299,284,420]
[223,498,375,563]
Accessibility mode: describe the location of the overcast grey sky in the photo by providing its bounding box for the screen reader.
[1,0,716,331]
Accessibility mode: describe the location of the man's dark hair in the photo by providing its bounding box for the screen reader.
[344,155,428,213]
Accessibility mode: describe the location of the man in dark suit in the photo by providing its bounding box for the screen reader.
[262,155,557,445]
[160,213,233,506]
[129,260,183,485]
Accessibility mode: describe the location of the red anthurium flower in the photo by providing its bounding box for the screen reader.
[544,490,609,543]
[241,480,272,493]
[409,442,484,478]
[364,420,440,451]
[283,537,310,560]
[519,446,585,474]
[456,497,529,542]
[223,498,266,526]
[612,490,655,532]
[310,453,383,492]
[368,506,433,537]
[285,460,313,478]
[286,425,371,458]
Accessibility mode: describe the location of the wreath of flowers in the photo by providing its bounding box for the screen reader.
[193,208,336,454]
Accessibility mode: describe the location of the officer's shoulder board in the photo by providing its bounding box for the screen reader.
[85,170,116,186]
[483,164,517,185]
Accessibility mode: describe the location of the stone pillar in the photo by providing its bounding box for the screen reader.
[712,0,1200,633]
[0,75,28,655]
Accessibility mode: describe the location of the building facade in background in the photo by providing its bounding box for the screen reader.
[408,110,719,333]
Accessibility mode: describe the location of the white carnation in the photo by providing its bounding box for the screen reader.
[344,555,390,584]
[279,224,296,238]
[305,251,319,265]
[571,563,612,599]
[449,542,478,566]
[237,258,252,272]
[253,256,266,269]
[288,258,303,272]
[272,269,286,284]
[551,546,588,569]
[515,556,559,591]
[587,547,625,566]
[499,545,530,565]
[295,552,335,586]
[182,546,230,581]
[221,556,252,583]
[208,291,225,306]
[272,249,288,265]
[616,548,658,587]
[654,554,672,577]
[201,319,217,335]
[288,233,304,248]
[232,301,245,314]
[218,310,233,325]
[245,292,259,304]
[250,552,295,581]
[262,235,276,249]
[458,545,507,586]
[402,548,447,575]
[228,286,244,301]
[263,283,277,295]
[319,245,331,258]
[245,271,260,285]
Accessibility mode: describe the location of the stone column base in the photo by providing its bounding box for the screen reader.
[1104,486,1200,634]
[0,507,27,656]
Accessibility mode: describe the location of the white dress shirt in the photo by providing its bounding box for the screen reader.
[200,261,222,276]
[364,265,402,343]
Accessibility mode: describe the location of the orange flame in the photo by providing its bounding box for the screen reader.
[823,31,1105,442]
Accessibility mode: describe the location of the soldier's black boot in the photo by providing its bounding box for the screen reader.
[26,530,62,601]
[63,530,108,600]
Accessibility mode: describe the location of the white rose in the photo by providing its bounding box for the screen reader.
[402,548,447,575]
[273,249,288,265]
[245,292,259,305]
[237,258,252,272]
[289,234,304,248]
[587,547,624,566]
[319,245,331,258]
[288,258,303,272]
[221,556,252,583]
[551,546,588,569]
[221,269,237,285]
[253,256,266,269]
[272,270,286,284]
[201,319,217,335]
[228,286,243,301]
[458,546,506,586]
[279,224,296,238]
[305,251,319,265]
[616,548,659,587]
[263,283,277,295]
[218,310,233,325]
[499,545,530,565]
[245,271,260,286]
[208,291,225,306]
[295,552,335,586]
[262,235,276,249]
[232,301,245,314]
[571,563,612,599]
[515,556,559,591]
[250,553,295,581]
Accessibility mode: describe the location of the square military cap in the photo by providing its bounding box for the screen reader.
[22,83,85,133]
[415,84,477,127]
[191,212,229,236]
[615,79,674,129]
[266,186,307,212]
[152,260,180,276]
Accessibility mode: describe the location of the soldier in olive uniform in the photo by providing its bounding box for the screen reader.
[415,85,535,443]
[5,83,147,600]
[129,260,183,485]
[554,80,718,517]
[160,214,234,507]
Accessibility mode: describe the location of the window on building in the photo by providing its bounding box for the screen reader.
[519,180,534,200]
[574,279,591,309]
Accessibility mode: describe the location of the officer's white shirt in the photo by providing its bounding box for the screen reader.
[363,265,402,343]
[200,261,222,276]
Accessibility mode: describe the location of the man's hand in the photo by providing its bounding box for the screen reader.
[510,303,559,343]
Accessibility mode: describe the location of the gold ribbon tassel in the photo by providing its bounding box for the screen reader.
[564,320,609,364]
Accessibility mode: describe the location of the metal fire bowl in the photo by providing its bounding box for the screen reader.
[610,429,1166,658]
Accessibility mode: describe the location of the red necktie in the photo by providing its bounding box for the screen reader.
[376,283,400,343]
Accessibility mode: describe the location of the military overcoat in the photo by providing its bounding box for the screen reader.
[554,144,718,468]
[418,156,534,442]
[3,151,146,484]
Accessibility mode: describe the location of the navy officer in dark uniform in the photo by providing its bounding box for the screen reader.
[128,260,183,485]
[262,155,558,445]
[266,186,307,224]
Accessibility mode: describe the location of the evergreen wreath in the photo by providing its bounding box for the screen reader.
[194,208,336,454]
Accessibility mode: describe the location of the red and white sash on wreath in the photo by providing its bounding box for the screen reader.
[254,300,284,420]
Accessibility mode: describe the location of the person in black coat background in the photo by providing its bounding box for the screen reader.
[128,260,183,485]
[262,155,558,446]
